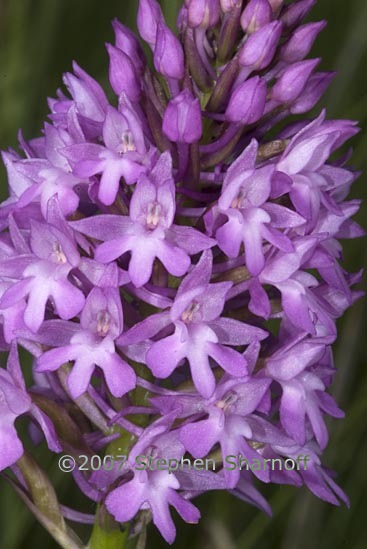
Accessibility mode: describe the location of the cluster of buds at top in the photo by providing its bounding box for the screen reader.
[0,0,363,546]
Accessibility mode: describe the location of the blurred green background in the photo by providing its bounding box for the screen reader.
[0,1,366,548]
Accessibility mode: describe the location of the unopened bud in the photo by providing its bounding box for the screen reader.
[226,76,267,124]
[137,0,163,46]
[112,19,145,74]
[106,44,141,101]
[220,0,243,13]
[271,58,320,103]
[154,22,185,80]
[280,21,326,63]
[290,72,335,114]
[240,0,272,34]
[268,0,283,11]
[281,0,316,30]
[187,0,221,28]
[239,21,283,71]
[162,89,202,143]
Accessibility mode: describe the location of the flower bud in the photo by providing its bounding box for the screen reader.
[220,0,243,12]
[271,58,320,103]
[239,21,282,71]
[17,454,66,534]
[280,21,326,63]
[162,89,202,143]
[290,72,335,114]
[112,19,145,74]
[154,22,185,80]
[281,0,316,30]
[137,0,163,46]
[240,0,272,34]
[187,0,221,28]
[268,0,283,11]
[64,62,108,123]
[226,76,267,124]
[106,44,141,101]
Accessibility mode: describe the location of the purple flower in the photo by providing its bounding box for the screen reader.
[0,343,60,470]
[0,1,363,545]
[63,103,150,205]
[105,417,200,544]
[271,439,349,506]
[70,153,214,287]
[10,123,83,217]
[276,111,359,228]
[120,251,267,397]
[162,89,203,143]
[0,215,85,333]
[244,234,352,339]
[36,287,136,398]
[207,140,304,276]
[265,337,344,448]
[62,62,108,127]
[0,279,27,344]
[178,376,273,487]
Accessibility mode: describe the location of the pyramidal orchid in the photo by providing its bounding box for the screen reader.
[0,1,363,547]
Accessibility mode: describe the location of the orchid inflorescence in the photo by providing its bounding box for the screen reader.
[0,0,363,546]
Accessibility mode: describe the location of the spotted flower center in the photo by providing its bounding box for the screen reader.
[216,391,238,412]
[118,131,136,154]
[231,190,246,209]
[181,301,201,323]
[52,242,67,264]
[146,202,162,230]
[96,310,111,337]
[139,445,159,468]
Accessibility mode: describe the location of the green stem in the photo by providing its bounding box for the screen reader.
[17,453,65,531]
[88,426,136,549]
[17,454,83,549]
[88,365,151,549]
[89,506,130,549]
